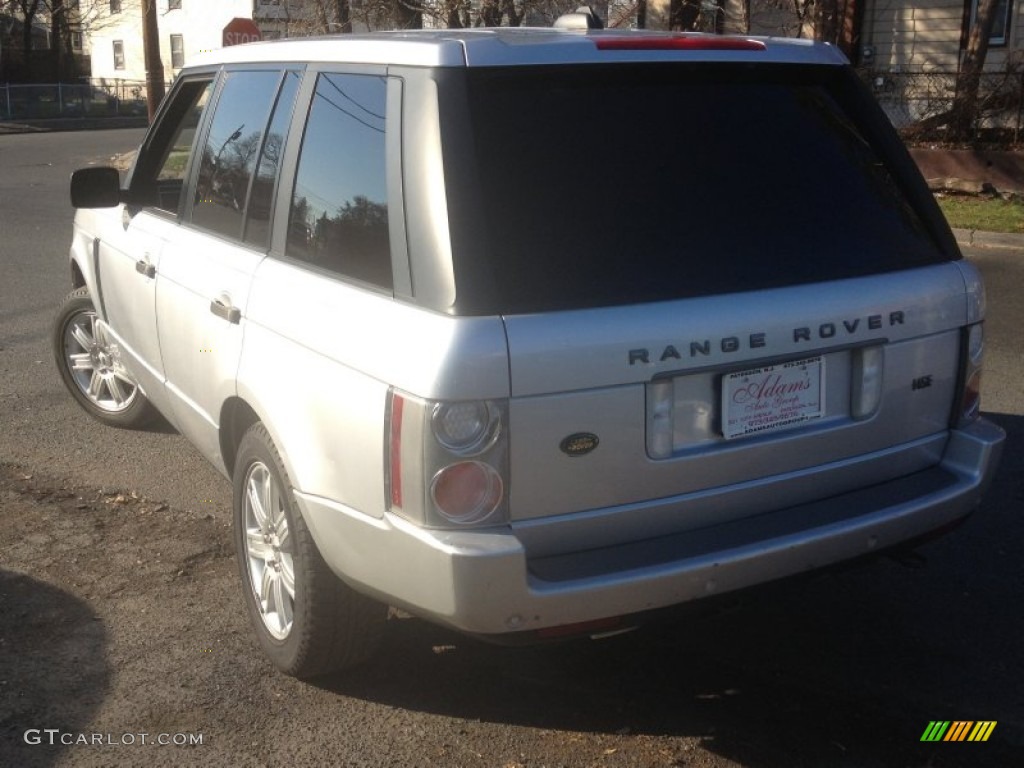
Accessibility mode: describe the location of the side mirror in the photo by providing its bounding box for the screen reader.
[70,167,123,208]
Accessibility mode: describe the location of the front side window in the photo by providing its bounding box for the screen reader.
[112,40,124,70]
[191,70,283,240]
[971,0,1013,46]
[286,73,391,289]
[131,78,214,214]
[170,34,184,69]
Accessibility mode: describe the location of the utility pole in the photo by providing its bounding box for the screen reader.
[142,0,165,122]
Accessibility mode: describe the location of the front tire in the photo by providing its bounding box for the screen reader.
[233,423,386,678]
[52,287,156,429]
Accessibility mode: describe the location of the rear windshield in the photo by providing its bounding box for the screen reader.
[438,64,953,315]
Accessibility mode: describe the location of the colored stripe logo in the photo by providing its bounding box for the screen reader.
[921,721,997,742]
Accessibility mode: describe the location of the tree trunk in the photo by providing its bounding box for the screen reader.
[50,0,64,82]
[502,0,523,26]
[815,0,841,44]
[142,0,165,122]
[668,0,700,31]
[334,0,352,33]
[21,0,41,70]
[393,0,423,29]
[479,0,501,26]
[950,0,1001,140]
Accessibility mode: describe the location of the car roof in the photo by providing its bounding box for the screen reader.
[190,27,849,70]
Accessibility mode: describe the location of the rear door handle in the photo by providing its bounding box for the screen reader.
[135,260,156,278]
[210,298,241,325]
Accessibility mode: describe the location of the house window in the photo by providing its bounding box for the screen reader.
[972,0,1013,46]
[113,40,125,69]
[168,0,181,9]
[70,30,83,51]
[110,0,122,13]
[170,34,184,68]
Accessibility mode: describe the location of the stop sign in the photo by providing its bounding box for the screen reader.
[223,17,262,47]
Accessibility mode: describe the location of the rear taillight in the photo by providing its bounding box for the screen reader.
[387,390,508,529]
[955,323,985,427]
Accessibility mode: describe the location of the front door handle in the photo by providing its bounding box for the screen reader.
[135,260,156,278]
[210,298,241,325]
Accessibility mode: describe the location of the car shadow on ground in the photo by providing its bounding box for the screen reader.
[0,570,111,768]
[322,411,1023,767]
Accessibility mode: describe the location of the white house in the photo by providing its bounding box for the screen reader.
[86,0,256,84]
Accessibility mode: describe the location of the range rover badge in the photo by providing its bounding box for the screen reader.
[560,433,599,457]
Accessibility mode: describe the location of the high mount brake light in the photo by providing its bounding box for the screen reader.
[594,36,767,52]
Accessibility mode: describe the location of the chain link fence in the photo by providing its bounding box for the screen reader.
[860,69,1024,144]
[0,79,161,121]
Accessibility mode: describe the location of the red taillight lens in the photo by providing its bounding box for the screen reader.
[430,461,503,525]
[594,36,766,52]
[389,393,404,508]
[955,324,985,428]
[961,370,982,423]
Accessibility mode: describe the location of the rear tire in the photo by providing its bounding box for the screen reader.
[52,287,157,429]
[233,422,386,678]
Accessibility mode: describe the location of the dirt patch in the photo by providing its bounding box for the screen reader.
[0,463,246,767]
[910,148,1024,195]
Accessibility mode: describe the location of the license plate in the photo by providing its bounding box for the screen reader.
[721,356,825,440]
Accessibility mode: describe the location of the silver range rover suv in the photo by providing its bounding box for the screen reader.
[56,23,1005,678]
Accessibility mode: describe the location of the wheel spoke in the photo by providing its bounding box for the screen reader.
[107,375,128,406]
[260,561,275,606]
[89,313,103,345]
[88,371,104,399]
[261,473,276,529]
[70,322,94,351]
[69,352,94,372]
[246,529,273,562]
[111,370,137,398]
[247,471,270,530]
[272,571,291,628]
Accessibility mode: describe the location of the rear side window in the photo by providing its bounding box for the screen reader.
[192,70,282,240]
[443,64,951,315]
[286,73,392,290]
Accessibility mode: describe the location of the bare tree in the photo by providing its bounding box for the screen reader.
[949,0,1002,140]
[6,0,44,76]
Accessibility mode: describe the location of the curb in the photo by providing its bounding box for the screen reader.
[953,228,1024,250]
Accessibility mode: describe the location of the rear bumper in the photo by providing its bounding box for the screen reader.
[297,418,1004,636]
